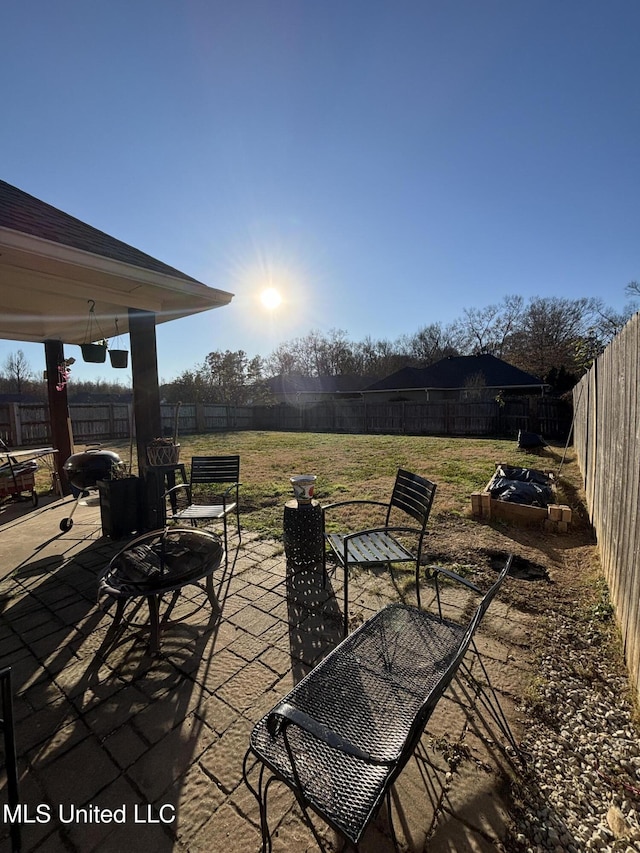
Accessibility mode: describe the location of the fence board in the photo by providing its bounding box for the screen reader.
[573,311,640,703]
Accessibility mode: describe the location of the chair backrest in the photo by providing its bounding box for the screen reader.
[387,468,437,529]
[190,455,240,486]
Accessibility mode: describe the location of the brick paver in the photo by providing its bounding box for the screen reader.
[0,494,525,852]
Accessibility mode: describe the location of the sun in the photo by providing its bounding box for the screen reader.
[260,287,282,310]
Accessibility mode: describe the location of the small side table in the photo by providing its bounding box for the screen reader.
[283,499,324,567]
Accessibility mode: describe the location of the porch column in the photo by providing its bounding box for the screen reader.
[44,340,74,494]
[129,308,163,530]
[128,308,162,475]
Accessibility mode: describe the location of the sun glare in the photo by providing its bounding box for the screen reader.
[260,287,282,310]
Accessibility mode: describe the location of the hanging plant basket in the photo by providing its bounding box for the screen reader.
[147,441,181,466]
[81,342,107,363]
[81,302,108,363]
[107,316,128,368]
[109,349,128,368]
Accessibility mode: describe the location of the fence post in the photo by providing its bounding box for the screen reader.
[196,402,206,433]
[9,403,21,446]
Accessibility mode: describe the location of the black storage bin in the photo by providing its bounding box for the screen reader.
[97,477,141,539]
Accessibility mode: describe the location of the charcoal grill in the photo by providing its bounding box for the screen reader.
[60,449,125,532]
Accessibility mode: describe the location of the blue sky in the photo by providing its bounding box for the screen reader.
[2,0,639,384]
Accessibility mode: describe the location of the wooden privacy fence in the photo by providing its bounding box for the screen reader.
[0,402,253,447]
[252,396,571,437]
[0,395,570,448]
[573,311,640,702]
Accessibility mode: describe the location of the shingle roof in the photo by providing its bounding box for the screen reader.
[364,354,545,392]
[0,179,200,282]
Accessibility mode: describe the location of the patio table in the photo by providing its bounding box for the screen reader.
[98,527,223,653]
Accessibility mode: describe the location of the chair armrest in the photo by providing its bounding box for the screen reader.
[163,483,191,500]
[221,482,241,496]
[267,702,397,765]
[430,567,482,620]
[430,567,482,594]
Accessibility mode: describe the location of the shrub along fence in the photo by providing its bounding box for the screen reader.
[573,311,640,703]
[0,395,570,448]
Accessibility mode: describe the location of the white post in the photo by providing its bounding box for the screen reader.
[9,403,22,446]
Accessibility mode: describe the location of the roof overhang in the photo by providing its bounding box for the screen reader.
[363,383,549,394]
[0,227,233,344]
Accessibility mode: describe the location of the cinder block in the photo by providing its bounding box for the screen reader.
[548,505,563,521]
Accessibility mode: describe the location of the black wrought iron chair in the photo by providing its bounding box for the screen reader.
[1,667,21,852]
[323,468,437,635]
[164,455,241,564]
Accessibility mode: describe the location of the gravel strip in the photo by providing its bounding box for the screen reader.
[510,606,640,852]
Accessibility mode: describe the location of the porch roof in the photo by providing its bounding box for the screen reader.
[0,179,233,345]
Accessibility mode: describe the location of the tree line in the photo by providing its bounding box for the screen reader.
[2,290,637,406]
[162,292,636,404]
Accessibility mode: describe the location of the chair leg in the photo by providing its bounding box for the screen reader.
[148,595,161,655]
[242,751,273,853]
[222,516,229,567]
[235,503,242,544]
[343,563,349,638]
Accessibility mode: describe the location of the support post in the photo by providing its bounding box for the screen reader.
[44,340,74,494]
[128,308,162,529]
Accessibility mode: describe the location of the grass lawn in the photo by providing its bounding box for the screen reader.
[94,430,583,540]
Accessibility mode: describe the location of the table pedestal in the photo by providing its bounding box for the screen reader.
[283,499,324,567]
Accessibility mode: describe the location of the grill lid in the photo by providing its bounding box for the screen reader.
[63,450,124,489]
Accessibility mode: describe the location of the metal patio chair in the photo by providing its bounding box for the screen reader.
[164,455,241,564]
[323,468,437,635]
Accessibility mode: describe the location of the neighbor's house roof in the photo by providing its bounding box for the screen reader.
[363,354,547,393]
[267,374,376,396]
[0,179,233,344]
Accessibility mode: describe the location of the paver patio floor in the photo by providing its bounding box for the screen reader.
[0,493,527,852]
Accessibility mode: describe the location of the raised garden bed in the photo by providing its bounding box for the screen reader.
[471,463,572,532]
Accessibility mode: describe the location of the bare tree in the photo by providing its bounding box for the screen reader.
[505,296,601,379]
[2,350,33,393]
[401,322,460,366]
[453,295,524,358]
